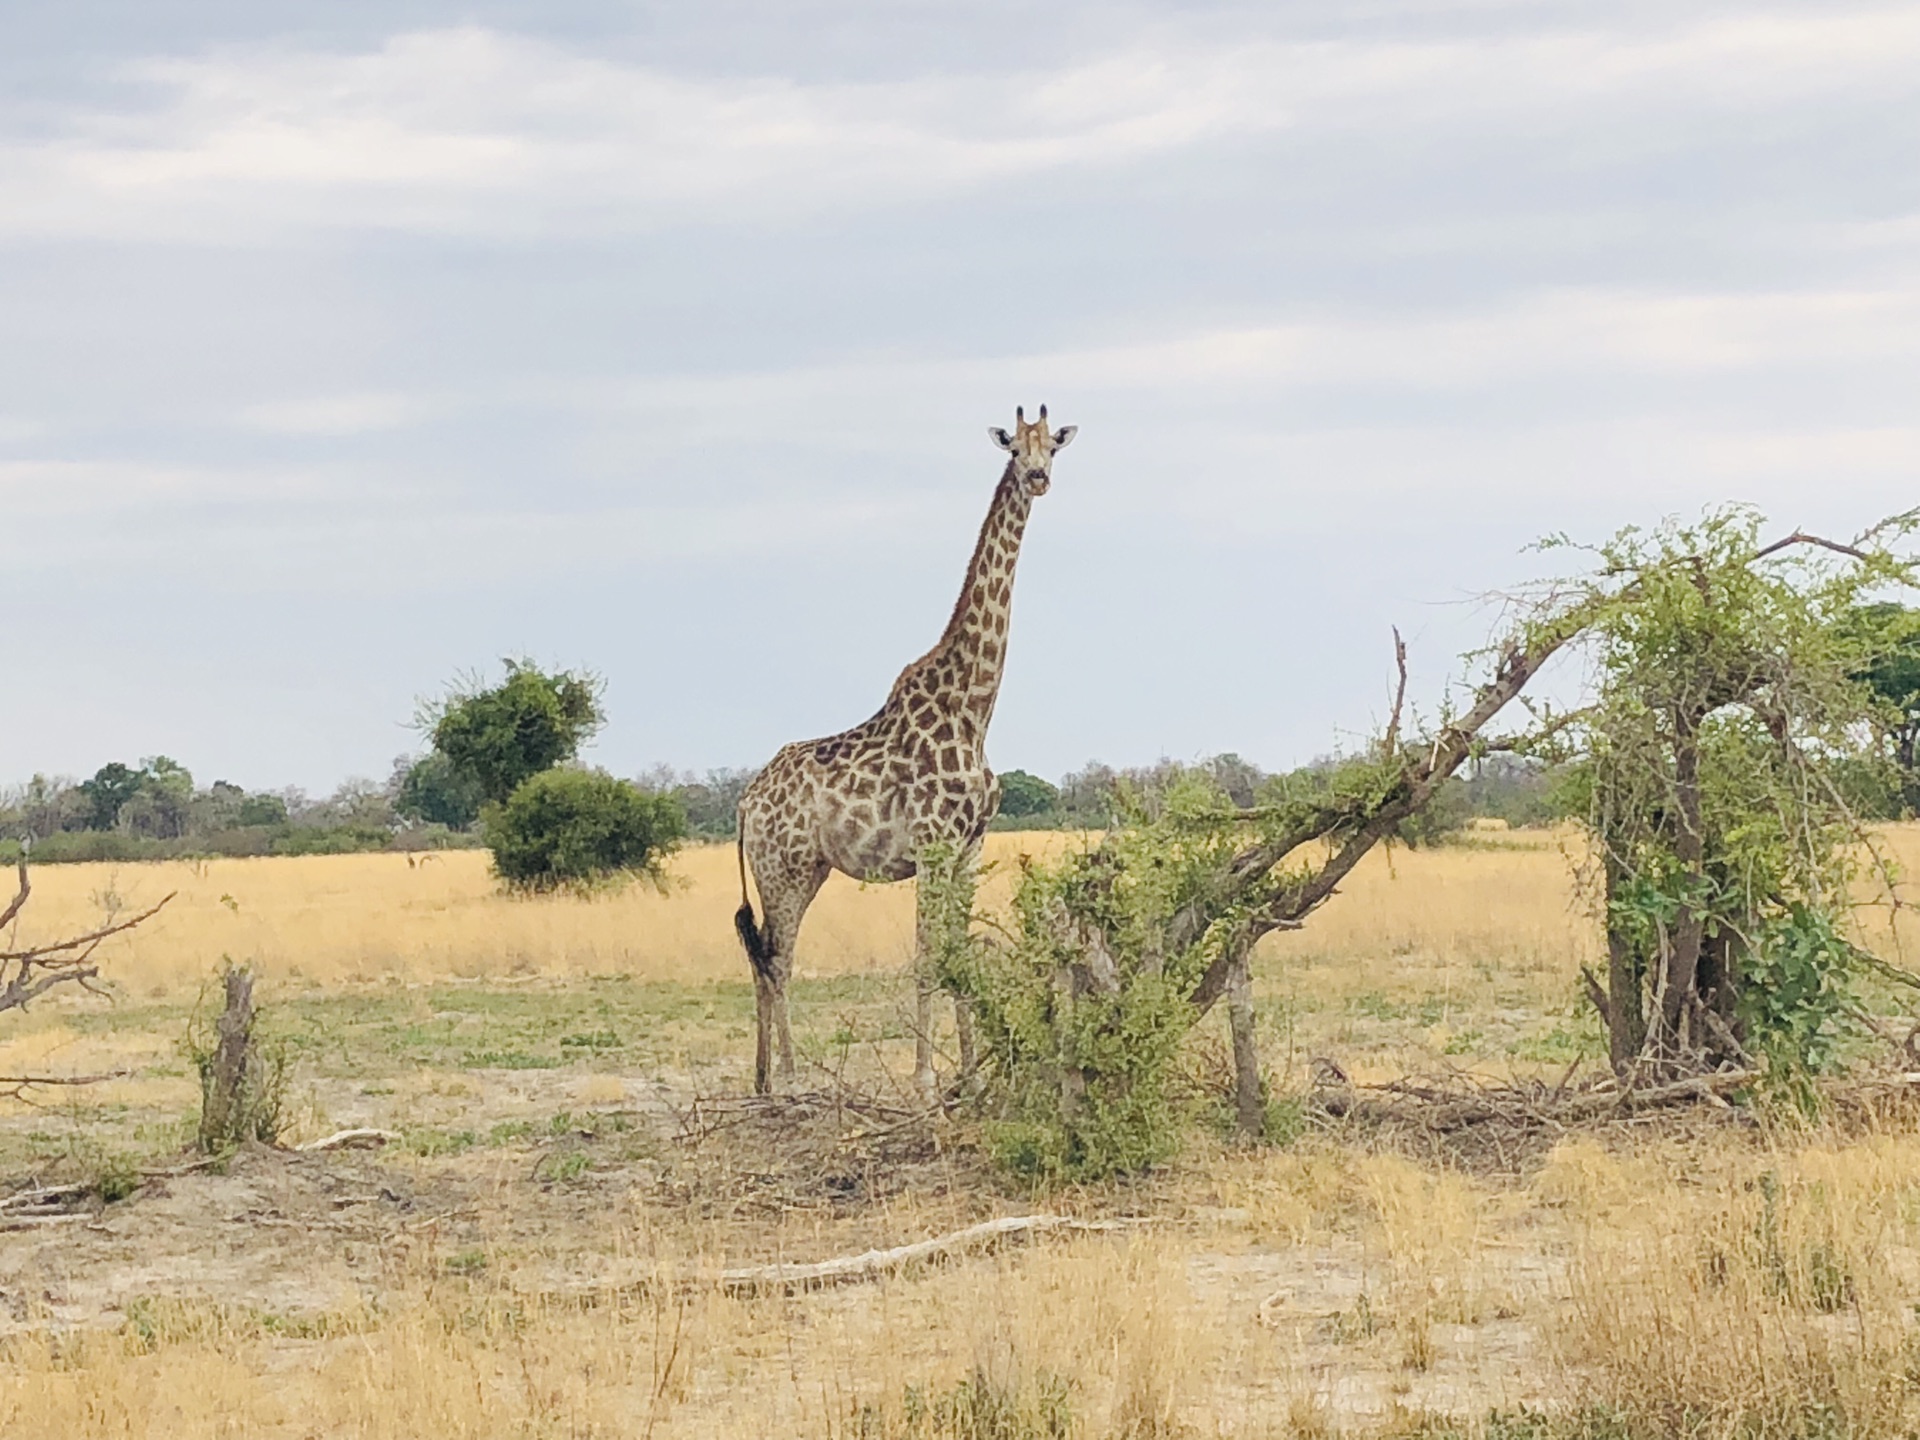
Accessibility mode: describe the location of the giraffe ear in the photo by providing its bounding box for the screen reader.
[989,427,1014,449]
[1051,425,1077,449]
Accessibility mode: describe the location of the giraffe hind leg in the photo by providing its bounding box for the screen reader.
[754,858,827,1091]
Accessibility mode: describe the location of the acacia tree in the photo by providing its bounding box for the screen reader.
[1551,509,1918,1077]
[943,505,1916,1178]
[941,607,1593,1176]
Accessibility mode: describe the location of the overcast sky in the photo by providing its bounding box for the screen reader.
[3,1,1917,793]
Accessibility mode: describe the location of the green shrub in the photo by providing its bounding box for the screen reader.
[484,768,685,893]
[997,769,1060,818]
[394,752,484,829]
[425,660,604,805]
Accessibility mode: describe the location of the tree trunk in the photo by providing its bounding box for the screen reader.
[199,967,258,1152]
[1654,710,1708,1065]
[1601,844,1646,1074]
[1226,952,1262,1137]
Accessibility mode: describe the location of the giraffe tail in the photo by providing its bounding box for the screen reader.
[734,835,776,983]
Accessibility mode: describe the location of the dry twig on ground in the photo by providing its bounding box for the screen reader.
[1312,1066,1760,1133]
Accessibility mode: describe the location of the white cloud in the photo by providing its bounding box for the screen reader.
[238,391,430,436]
[539,283,1920,444]
[0,460,349,518]
[3,9,1918,242]
[0,29,1292,242]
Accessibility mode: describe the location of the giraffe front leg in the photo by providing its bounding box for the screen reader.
[913,889,939,1102]
[774,979,797,1082]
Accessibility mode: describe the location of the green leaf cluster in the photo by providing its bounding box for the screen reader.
[423,660,604,806]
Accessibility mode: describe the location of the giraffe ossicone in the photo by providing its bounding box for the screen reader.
[734,406,1076,1095]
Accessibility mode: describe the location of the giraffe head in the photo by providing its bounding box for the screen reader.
[988,404,1076,496]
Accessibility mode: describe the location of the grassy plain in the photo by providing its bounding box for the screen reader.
[3,827,1920,1438]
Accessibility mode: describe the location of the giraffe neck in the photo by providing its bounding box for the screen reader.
[922,459,1031,736]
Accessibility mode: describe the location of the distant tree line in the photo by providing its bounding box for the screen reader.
[8,606,1915,866]
[981,750,1566,840]
[0,754,480,865]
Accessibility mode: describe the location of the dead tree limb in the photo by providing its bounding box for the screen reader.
[0,1070,132,1104]
[0,854,172,1095]
[1381,626,1408,761]
[1186,603,1596,1021]
[0,858,29,933]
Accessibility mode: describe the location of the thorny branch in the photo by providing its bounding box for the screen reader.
[1185,603,1599,1017]
[1752,521,1920,587]
[0,858,29,933]
[0,853,173,1095]
[1381,626,1408,761]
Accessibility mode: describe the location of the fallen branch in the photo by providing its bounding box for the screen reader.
[296,1128,400,1153]
[1,1069,132,1105]
[714,1214,1153,1295]
[1314,1069,1757,1131]
[0,1212,92,1231]
[0,1181,91,1213]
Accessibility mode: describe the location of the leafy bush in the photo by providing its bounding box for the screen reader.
[394,751,485,829]
[997,769,1060,818]
[424,660,604,805]
[948,775,1266,1181]
[484,768,686,892]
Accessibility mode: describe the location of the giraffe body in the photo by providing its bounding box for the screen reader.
[735,406,1075,1094]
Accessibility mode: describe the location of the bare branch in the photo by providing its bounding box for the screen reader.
[0,858,27,934]
[1753,530,1875,564]
[0,1068,129,1103]
[0,858,172,1021]
[1382,626,1409,760]
[0,1071,126,1087]
[1186,598,1603,1018]
[0,892,175,964]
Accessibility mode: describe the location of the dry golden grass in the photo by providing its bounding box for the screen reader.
[0,1227,1252,1440]
[1551,1132,1920,1437]
[6,825,1920,1438]
[17,823,1917,1007]
[7,833,1088,1001]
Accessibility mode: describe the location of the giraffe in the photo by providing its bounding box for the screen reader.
[734,405,1077,1096]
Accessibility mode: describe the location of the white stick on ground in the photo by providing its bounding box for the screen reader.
[714,1214,1149,1294]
